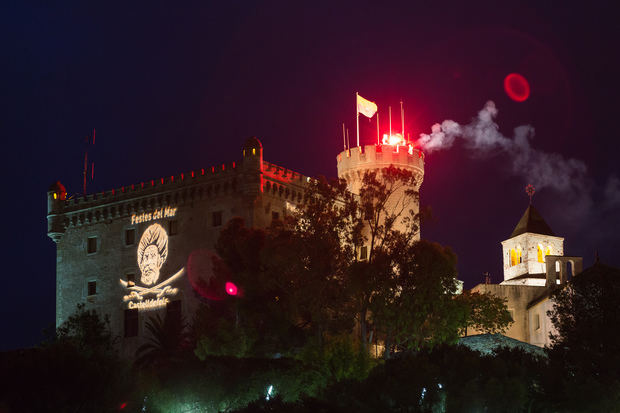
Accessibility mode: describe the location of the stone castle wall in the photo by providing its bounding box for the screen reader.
[48,139,311,357]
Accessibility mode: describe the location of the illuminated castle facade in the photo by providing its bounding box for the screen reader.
[47,137,424,356]
[336,143,425,238]
[470,205,583,347]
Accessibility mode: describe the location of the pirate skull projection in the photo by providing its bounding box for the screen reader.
[120,220,184,310]
[137,223,168,285]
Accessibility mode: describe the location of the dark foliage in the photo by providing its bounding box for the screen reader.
[0,304,136,413]
[544,263,620,412]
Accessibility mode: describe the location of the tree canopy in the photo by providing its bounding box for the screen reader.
[545,263,620,411]
[193,167,511,360]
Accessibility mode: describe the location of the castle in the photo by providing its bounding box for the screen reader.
[47,134,579,352]
[47,137,425,356]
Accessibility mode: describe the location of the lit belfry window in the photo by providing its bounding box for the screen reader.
[53,193,57,200]
[537,244,544,263]
[510,248,521,266]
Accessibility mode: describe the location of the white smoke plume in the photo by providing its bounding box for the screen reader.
[418,101,620,264]
[418,101,588,194]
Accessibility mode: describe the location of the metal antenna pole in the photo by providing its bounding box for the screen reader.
[400,100,405,140]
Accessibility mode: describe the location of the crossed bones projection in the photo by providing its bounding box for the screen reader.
[120,268,185,302]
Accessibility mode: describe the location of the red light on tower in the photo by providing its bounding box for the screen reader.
[225,282,238,296]
[504,73,530,102]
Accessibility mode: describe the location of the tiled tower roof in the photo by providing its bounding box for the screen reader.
[510,205,555,238]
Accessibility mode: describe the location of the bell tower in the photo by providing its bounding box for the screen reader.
[501,204,565,286]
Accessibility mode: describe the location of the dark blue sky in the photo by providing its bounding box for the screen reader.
[2,1,618,350]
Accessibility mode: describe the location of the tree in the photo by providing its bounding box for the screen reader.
[54,302,116,356]
[135,312,191,368]
[1,304,136,412]
[545,263,620,411]
[456,291,513,336]
[193,218,311,358]
[369,240,464,355]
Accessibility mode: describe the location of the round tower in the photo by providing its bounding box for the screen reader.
[47,181,67,243]
[336,142,425,238]
[240,136,263,198]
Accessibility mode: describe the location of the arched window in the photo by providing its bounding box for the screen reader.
[510,249,517,266]
[517,248,523,264]
[537,244,544,263]
[545,246,552,257]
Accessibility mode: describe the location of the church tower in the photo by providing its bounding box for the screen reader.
[500,205,564,286]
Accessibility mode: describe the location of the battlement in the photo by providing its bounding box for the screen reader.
[63,161,241,211]
[336,144,425,184]
[263,161,311,187]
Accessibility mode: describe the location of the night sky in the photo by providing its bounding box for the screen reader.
[2,1,618,350]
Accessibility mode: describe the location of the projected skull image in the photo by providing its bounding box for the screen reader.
[137,223,168,285]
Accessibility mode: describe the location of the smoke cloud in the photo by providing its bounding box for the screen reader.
[418,101,590,195]
[418,102,620,263]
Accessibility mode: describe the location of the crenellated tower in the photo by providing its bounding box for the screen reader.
[336,140,425,239]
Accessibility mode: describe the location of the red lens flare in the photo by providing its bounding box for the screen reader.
[225,282,238,296]
[187,249,231,300]
[504,73,530,102]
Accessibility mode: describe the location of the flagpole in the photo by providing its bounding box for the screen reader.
[342,123,346,151]
[389,106,392,137]
[376,111,380,145]
[347,128,350,151]
[356,92,360,147]
[400,100,405,142]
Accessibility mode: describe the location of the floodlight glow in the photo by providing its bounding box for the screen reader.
[225,282,238,296]
[266,384,274,401]
[382,133,406,146]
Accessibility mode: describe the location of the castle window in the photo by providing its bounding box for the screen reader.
[87,281,97,296]
[167,300,182,326]
[212,211,223,227]
[534,314,541,331]
[124,309,138,337]
[360,246,368,261]
[545,246,552,257]
[125,229,135,246]
[169,220,179,235]
[87,236,97,254]
[537,245,544,263]
[510,248,522,266]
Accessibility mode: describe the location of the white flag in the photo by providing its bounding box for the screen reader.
[357,94,377,118]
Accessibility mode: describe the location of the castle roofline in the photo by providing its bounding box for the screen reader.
[510,205,555,238]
